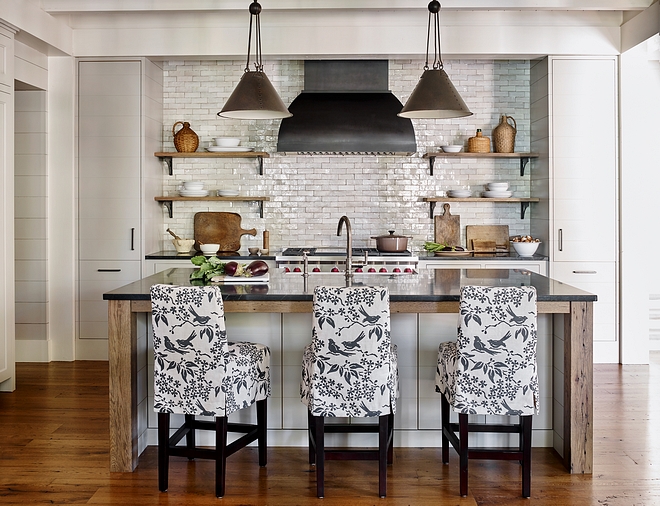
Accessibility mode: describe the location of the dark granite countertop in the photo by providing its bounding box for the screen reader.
[104,267,595,303]
[419,251,548,261]
[145,251,276,261]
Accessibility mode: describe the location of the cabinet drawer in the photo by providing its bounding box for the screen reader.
[551,262,617,342]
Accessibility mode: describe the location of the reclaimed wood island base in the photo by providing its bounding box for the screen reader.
[104,268,595,476]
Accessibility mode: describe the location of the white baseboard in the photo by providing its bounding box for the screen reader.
[75,339,108,360]
[16,339,50,362]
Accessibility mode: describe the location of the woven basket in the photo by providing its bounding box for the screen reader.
[172,121,199,153]
[467,129,490,153]
[493,115,517,153]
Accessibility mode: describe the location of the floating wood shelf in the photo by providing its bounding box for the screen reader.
[423,152,540,176]
[155,196,270,218]
[423,197,540,219]
[155,151,270,175]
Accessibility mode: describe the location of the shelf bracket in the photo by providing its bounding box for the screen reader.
[520,156,530,176]
[258,156,264,175]
[161,200,173,218]
[520,201,530,219]
[428,156,436,176]
[428,201,437,219]
[158,156,173,176]
[257,200,265,218]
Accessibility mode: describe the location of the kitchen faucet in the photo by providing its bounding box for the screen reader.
[337,216,353,281]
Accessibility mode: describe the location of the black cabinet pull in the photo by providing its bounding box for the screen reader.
[131,228,135,251]
[97,269,121,272]
[558,228,563,252]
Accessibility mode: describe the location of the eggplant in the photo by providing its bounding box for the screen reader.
[224,261,239,276]
[246,260,269,277]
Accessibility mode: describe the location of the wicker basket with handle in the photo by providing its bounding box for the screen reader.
[172,121,199,153]
[467,129,490,153]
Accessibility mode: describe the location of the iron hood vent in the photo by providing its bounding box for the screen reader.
[277,60,417,155]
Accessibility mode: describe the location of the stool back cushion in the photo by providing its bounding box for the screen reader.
[442,285,539,416]
[301,286,397,417]
[151,284,230,416]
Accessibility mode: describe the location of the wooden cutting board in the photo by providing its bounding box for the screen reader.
[434,203,461,246]
[466,225,510,252]
[193,212,257,252]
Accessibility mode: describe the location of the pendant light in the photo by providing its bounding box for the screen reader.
[399,1,472,119]
[218,1,292,119]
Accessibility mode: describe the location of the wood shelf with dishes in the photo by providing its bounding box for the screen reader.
[154,196,270,219]
[422,152,540,176]
[423,197,540,219]
[154,151,270,175]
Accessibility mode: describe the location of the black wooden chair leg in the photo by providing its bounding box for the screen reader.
[184,414,195,459]
[308,411,316,465]
[441,394,450,464]
[458,413,469,497]
[387,412,394,465]
[314,416,325,498]
[379,415,388,498]
[215,416,228,498]
[522,415,532,498]
[157,412,170,492]
[257,399,268,467]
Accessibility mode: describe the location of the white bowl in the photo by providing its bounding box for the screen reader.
[183,181,204,190]
[487,182,509,191]
[199,243,220,255]
[511,241,540,256]
[217,189,239,197]
[172,238,195,253]
[441,145,463,153]
[214,137,241,147]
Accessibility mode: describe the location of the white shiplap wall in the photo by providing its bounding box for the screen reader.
[159,59,532,252]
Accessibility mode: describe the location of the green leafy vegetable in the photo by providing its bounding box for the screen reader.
[190,255,226,281]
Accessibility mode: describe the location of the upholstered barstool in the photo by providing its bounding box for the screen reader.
[436,285,538,498]
[151,284,271,497]
[300,285,398,498]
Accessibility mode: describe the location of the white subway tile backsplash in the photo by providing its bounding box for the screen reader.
[159,59,533,251]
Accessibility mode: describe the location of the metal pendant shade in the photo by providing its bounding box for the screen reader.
[399,68,472,119]
[399,1,472,119]
[220,70,292,119]
[218,1,291,120]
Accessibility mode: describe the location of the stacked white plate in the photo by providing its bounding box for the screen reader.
[447,189,472,198]
[217,189,239,197]
[486,182,509,191]
[179,189,209,197]
[206,146,254,152]
[482,190,512,198]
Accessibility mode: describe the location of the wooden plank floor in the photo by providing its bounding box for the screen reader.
[1,357,659,505]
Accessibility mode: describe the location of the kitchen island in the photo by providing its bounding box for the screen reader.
[104,267,595,475]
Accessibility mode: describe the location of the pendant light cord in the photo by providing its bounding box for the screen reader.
[424,1,444,71]
[245,1,264,72]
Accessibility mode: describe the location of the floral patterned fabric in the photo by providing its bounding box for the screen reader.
[301,286,398,418]
[151,284,270,417]
[436,285,539,416]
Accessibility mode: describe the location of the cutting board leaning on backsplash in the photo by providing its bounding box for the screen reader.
[434,203,461,247]
[465,225,510,252]
[193,212,256,252]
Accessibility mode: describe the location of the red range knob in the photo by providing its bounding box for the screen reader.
[379,267,388,273]
[404,267,413,273]
[355,267,363,273]
[331,267,340,272]
[393,267,401,273]
[284,267,290,273]
[312,267,321,272]
[293,267,301,272]
[368,267,377,273]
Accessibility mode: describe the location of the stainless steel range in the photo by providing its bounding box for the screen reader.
[276,247,419,274]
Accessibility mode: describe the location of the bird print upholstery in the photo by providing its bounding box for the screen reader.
[436,285,539,416]
[151,284,271,417]
[301,286,398,417]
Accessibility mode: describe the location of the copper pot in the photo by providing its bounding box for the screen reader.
[371,231,411,252]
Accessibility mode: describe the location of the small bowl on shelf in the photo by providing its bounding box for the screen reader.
[441,145,463,153]
[511,240,540,257]
[248,247,260,256]
[199,243,220,256]
[214,137,241,147]
[217,189,239,197]
[172,238,195,253]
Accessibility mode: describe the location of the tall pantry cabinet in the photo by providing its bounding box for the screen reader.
[77,59,162,359]
[548,57,619,363]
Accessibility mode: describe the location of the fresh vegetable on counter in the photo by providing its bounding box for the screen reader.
[424,241,465,252]
[190,256,269,282]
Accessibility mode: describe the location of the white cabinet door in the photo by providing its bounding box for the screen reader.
[551,58,617,262]
[78,60,142,261]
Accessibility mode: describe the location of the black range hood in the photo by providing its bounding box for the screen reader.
[277,60,417,154]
